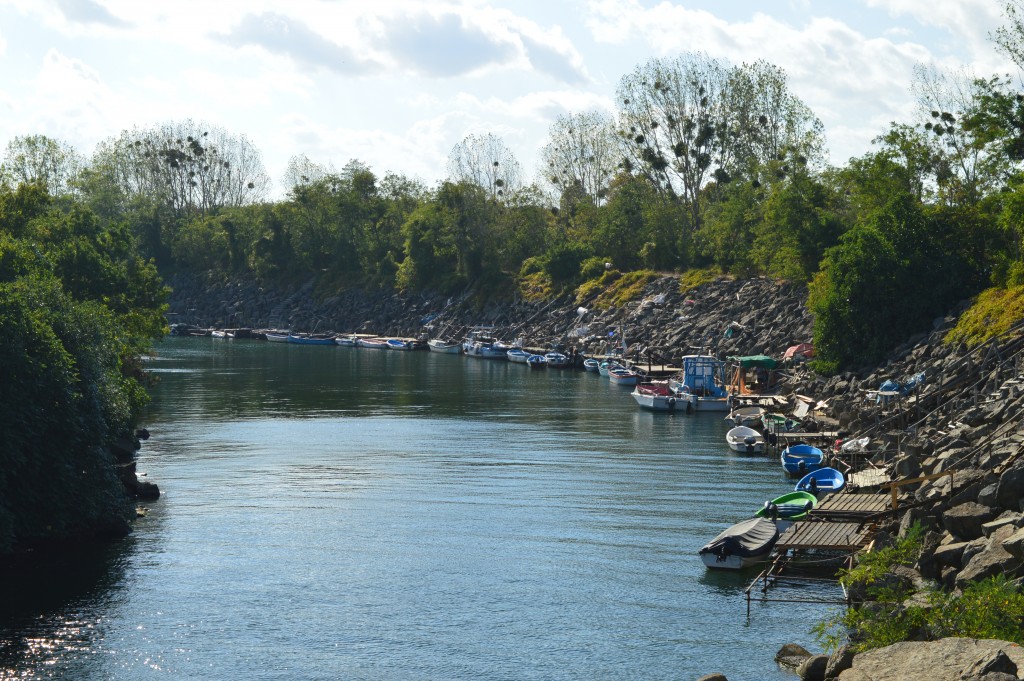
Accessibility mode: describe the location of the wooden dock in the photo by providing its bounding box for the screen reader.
[811,493,890,521]
[775,520,875,553]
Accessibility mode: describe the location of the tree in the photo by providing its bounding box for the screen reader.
[447,133,522,201]
[93,120,271,217]
[617,52,728,227]
[0,135,85,197]
[539,111,620,205]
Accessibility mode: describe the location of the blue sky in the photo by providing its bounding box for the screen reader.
[0,0,1016,197]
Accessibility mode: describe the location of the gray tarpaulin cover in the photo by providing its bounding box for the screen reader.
[698,517,779,558]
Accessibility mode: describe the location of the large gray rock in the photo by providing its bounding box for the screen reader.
[797,654,829,680]
[837,638,1024,680]
[956,525,1023,589]
[777,642,813,669]
[1002,526,1024,560]
[824,645,855,680]
[995,456,1024,511]
[695,675,728,681]
[942,502,999,541]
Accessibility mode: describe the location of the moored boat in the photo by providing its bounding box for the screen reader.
[631,382,682,411]
[288,333,336,345]
[726,425,765,454]
[335,335,358,347]
[264,331,290,342]
[387,338,415,351]
[670,355,731,411]
[583,357,600,372]
[544,352,570,368]
[699,516,779,570]
[427,338,461,353]
[726,405,765,427]
[526,354,546,369]
[780,444,825,477]
[755,491,818,522]
[507,348,531,363]
[358,337,389,349]
[795,467,846,495]
[608,366,640,386]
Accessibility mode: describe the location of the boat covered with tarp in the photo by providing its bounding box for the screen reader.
[699,517,779,570]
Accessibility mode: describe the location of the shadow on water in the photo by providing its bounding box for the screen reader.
[0,539,132,675]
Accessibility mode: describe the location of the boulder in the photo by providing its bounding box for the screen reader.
[695,675,728,681]
[837,638,1024,680]
[995,457,1024,511]
[824,644,855,680]
[1002,526,1024,560]
[776,642,812,669]
[942,502,1000,541]
[959,648,1018,680]
[956,525,1023,589]
[797,654,829,681]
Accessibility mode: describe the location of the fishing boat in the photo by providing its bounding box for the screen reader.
[583,357,600,372]
[526,354,546,369]
[358,337,389,350]
[608,366,640,386]
[386,338,415,351]
[335,335,358,347]
[726,425,765,454]
[544,352,571,368]
[698,516,779,570]
[507,348,531,363]
[630,382,682,411]
[795,467,846,495]
[427,338,461,354]
[670,355,731,411]
[210,329,233,339]
[264,331,290,343]
[598,359,621,377]
[287,333,336,345]
[755,491,818,522]
[725,405,765,427]
[780,444,825,477]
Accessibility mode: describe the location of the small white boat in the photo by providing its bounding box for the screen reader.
[507,348,530,363]
[335,335,358,347]
[631,383,683,411]
[211,329,233,339]
[726,405,765,427]
[608,366,639,386]
[264,331,290,342]
[699,517,779,570]
[726,426,765,454]
[428,338,461,354]
[544,352,570,368]
[358,337,389,349]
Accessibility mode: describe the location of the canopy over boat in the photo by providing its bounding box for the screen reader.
[727,354,779,370]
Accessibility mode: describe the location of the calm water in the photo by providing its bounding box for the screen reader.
[0,338,836,680]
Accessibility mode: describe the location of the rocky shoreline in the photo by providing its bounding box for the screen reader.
[167,271,1024,680]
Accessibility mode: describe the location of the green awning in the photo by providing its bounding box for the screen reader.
[728,355,779,369]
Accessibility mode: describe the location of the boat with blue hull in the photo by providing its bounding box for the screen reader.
[795,467,846,495]
[780,444,824,477]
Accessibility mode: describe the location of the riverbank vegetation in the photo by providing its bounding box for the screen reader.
[814,526,1024,653]
[0,183,167,553]
[9,16,1024,372]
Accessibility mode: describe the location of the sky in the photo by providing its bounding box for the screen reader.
[0,0,1019,198]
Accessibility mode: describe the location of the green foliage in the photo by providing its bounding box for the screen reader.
[809,193,982,371]
[0,183,166,553]
[543,240,592,286]
[815,525,1024,653]
[678,267,724,293]
[589,269,656,309]
[945,286,1024,347]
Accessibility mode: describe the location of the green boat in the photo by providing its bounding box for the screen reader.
[755,491,818,521]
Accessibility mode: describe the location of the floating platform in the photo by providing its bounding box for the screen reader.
[811,493,890,521]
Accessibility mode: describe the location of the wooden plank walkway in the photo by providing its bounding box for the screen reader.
[776,521,874,552]
[811,493,890,520]
[848,468,890,489]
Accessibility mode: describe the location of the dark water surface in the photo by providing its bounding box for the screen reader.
[1,338,837,680]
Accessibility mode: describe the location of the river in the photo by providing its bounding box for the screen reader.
[0,337,838,680]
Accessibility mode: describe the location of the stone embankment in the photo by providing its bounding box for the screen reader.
[168,271,1024,680]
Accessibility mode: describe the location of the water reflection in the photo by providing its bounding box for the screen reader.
[0,540,132,676]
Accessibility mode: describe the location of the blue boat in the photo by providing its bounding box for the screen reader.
[780,444,824,477]
[526,354,546,369]
[287,333,336,345]
[795,467,846,495]
[583,358,600,372]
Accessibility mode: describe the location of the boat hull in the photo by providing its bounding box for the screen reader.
[726,426,765,454]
